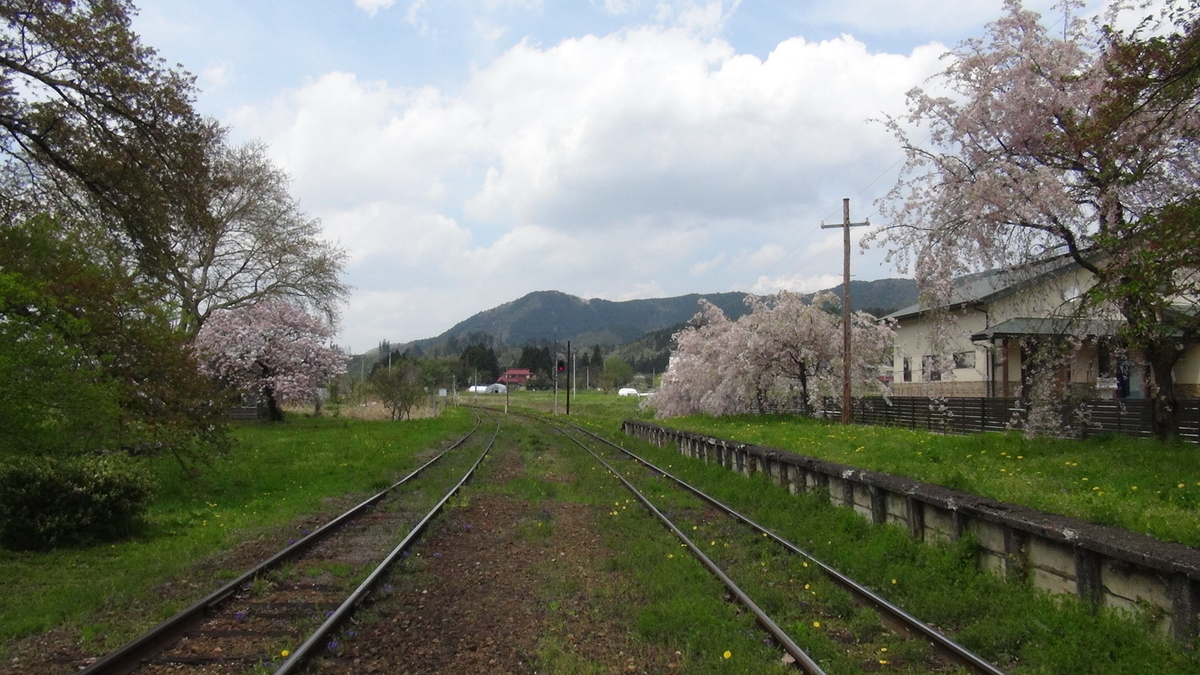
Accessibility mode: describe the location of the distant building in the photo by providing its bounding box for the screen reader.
[497,368,534,388]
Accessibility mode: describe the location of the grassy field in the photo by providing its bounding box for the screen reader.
[0,409,477,649]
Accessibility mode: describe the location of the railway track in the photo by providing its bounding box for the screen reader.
[524,411,1007,675]
[79,410,498,675]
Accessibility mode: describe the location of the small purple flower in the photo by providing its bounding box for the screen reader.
[382,584,393,592]
[433,552,442,558]
[234,610,247,621]
[327,639,339,651]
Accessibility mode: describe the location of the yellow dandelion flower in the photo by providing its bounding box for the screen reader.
[723,650,732,659]
[281,649,290,657]
[812,621,820,628]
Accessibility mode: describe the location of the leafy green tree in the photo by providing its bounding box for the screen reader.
[370,359,425,420]
[0,0,213,278]
[0,216,227,462]
[0,271,119,457]
[602,357,634,391]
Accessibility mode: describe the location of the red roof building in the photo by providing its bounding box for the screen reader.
[497,368,534,387]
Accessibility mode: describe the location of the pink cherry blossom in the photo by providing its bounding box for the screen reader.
[653,293,893,418]
[193,298,347,419]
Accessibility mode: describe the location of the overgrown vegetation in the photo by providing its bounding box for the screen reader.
[0,455,156,551]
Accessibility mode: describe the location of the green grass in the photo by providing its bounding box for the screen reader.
[645,413,1200,547]
[0,409,476,651]
[474,389,651,426]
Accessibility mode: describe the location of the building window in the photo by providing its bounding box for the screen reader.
[954,351,976,369]
[902,357,912,382]
[921,355,941,382]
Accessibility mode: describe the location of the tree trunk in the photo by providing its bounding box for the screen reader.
[798,361,810,417]
[260,362,284,422]
[263,385,284,422]
[1145,344,1184,442]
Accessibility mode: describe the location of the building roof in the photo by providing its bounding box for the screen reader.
[886,254,1086,321]
[970,317,1124,342]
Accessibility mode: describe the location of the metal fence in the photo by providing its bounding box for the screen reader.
[817,396,1200,444]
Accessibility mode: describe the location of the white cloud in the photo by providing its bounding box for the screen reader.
[599,0,634,16]
[355,0,396,16]
[200,62,232,91]
[232,25,940,345]
[748,272,843,295]
[404,0,428,26]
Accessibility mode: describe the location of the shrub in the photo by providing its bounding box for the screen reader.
[0,454,157,550]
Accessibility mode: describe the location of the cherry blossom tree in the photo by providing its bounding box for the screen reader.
[654,300,758,417]
[653,294,893,418]
[194,299,347,421]
[744,291,893,415]
[873,0,1200,439]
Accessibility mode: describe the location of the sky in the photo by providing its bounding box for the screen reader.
[129,0,1112,352]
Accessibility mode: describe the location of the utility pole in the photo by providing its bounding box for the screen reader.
[565,340,571,416]
[821,198,869,425]
[553,326,558,415]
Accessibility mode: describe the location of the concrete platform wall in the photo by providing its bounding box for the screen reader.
[622,420,1200,643]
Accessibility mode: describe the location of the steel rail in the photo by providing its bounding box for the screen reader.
[545,419,827,674]
[275,412,501,674]
[79,413,484,675]
[568,422,1008,675]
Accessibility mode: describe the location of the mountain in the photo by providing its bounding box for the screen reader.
[401,290,751,356]
[391,279,918,358]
